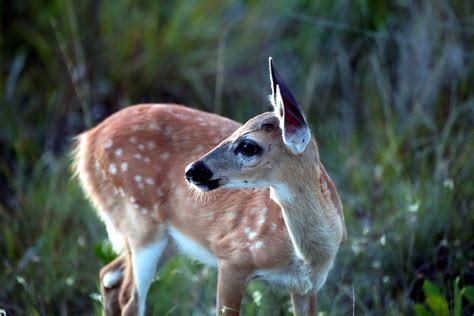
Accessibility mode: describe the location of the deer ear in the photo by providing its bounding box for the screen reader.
[269,57,311,155]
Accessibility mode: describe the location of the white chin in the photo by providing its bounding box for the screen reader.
[190,183,210,192]
[221,182,256,189]
[197,184,210,192]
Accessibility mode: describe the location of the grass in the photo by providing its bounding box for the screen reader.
[1,0,473,315]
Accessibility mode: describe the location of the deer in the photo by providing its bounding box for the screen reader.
[72,58,346,316]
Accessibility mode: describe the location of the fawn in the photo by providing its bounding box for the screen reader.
[73,58,346,315]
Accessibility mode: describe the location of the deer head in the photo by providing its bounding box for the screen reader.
[185,58,315,192]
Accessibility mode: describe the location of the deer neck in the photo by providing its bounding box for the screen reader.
[269,143,341,268]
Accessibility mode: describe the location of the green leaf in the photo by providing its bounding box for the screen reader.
[426,295,449,316]
[3,226,16,259]
[414,304,432,316]
[453,277,461,316]
[461,286,474,304]
[423,280,442,297]
[93,240,117,264]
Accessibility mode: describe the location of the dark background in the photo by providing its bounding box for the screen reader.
[1,1,473,315]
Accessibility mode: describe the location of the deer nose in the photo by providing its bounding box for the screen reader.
[185,161,213,183]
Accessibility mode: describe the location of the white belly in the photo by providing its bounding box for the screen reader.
[168,226,218,267]
[255,257,333,293]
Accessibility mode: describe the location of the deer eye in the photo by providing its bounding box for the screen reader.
[235,140,262,157]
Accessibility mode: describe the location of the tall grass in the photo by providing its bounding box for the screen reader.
[1,1,473,314]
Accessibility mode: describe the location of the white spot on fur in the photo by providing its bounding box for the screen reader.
[258,207,268,225]
[160,152,170,160]
[109,164,117,174]
[145,178,155,185]
[130,196,136,203]
[114,148,123,157]
[95,160,100,170]
[244,227,257,240]
[271,223,277,230]
[169,226,217,266]
[147,142,156,149]
[175,113,188,119]
[135,175,142,182]
[255,241,263,249]
[130,136,138,143]
[138,144,145,151]
[103,269,123,288]
[104,139,113,149]
[144,157,150,163]
[141,208,149,215]
[148,122,160,131]
[121,162,128,172]
[134,153,142,160]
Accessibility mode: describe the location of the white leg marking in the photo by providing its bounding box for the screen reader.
[102,269,123,288]
[132,238,168,316]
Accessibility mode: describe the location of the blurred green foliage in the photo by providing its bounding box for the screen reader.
[1,0,473,315]
[415,278,474,316]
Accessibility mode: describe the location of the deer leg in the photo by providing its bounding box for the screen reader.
[100,253,127,315]
[290,291,317,316]
[121,231,169,316]
[216,262,250,316]
[118,251,134,314]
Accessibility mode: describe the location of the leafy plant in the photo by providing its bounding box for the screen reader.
[415,279,474,316]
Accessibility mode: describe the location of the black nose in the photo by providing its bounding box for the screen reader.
[185,161,213,183]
